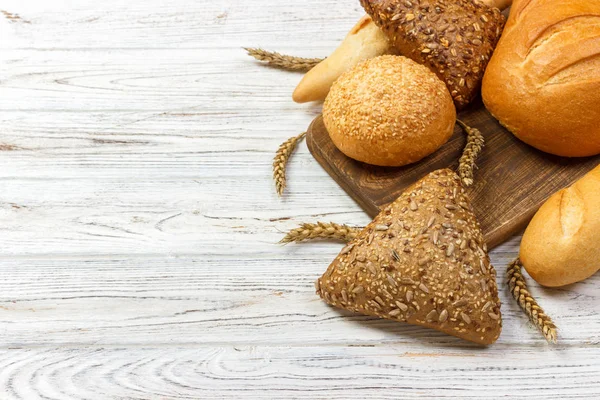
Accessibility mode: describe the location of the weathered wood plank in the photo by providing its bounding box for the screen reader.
[1,346,599,399]
[0,254,596,346]
[1,0,363,50]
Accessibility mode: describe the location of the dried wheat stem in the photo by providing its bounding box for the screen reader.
[280,222,363,244]
[244,48,324,72]
[507,258,558,343]
[456,120,485,187]
[273,132,306,196]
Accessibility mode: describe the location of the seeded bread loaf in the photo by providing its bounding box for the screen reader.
[361,0,505,109]
[482,0,600,157]
[520,165,600,287]
[316,169,502,345]
[323,55,456,167]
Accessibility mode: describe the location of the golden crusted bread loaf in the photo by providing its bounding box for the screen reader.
[361,0,505,109]
[316,169,502,345]
[520,165,600,287]
[482,0,600,157]
[322,55,455,167]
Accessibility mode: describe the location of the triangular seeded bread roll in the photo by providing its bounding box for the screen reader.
[360,0,505,109]
[315,169,502,345]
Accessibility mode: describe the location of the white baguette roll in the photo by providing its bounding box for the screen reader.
[292,15,391,103]
[520,165,600,287]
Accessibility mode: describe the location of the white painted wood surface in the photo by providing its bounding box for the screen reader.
[1,0,599,398]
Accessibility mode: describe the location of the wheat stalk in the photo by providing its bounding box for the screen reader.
[456,120,485,187]
[280,222,363,244]
[273,132,306,196]
[244,48,324,72]
[507,258,558,343]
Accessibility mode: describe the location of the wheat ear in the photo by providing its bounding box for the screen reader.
[280,222,363,244]
[273,132,306,196]
[244,48,324,72]
[456,120,485,187]
[507,258,558,343]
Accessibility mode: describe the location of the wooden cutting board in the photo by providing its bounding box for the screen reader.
[306,100,600,249]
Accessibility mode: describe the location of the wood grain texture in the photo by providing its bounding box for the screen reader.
[3,255,599,348]
[1,0,599,398]
[307,109,600,249]
[2,346,600,399]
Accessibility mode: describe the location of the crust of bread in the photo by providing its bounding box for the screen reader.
[520,165,600,287]
[482,0,600,157]
[322,55,456,167]
[477,0,512,9]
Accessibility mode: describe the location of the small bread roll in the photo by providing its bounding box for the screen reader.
[520,165,600,287]
[322,55,456,167]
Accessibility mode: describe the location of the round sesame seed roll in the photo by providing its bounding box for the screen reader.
[322,55,456,167]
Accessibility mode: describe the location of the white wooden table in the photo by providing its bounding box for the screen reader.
[1,0,599,398]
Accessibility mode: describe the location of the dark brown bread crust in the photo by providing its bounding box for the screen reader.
[315,169,502,345]
[361,0,505,109]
